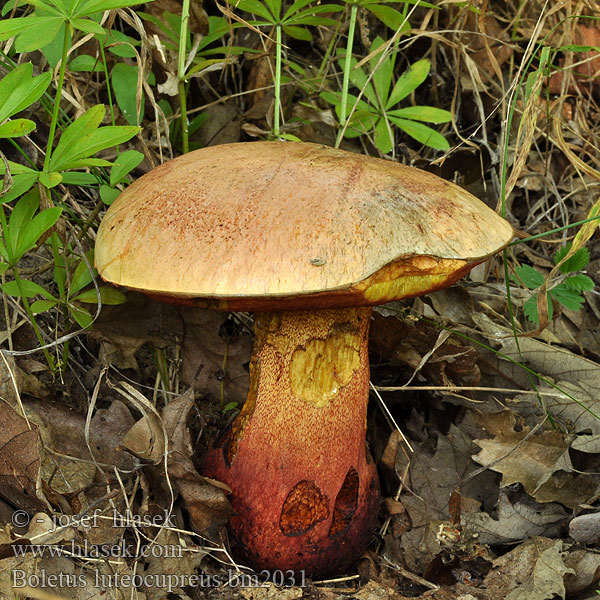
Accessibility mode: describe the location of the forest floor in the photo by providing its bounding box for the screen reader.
[1,0,600,598]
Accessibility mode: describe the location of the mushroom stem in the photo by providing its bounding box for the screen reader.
[203,307,380,576]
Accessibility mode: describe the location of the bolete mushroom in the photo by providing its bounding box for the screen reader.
[95,141,513,576]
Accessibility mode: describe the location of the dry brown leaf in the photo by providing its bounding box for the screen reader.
[179,308,251,406]
[548,24,600,94]
[473,427,598,508]
[175,477,232,534]
[0,354,21,409]
[475,315,600,432]
[137,528,205,600]
[571,433,600,453]
[195,100,241,147]
[461,9,513,80]
[462,491,566,546]
[370,314,481,387]
[239,583,304,600]
[122,412,165,464]
[395,425,495,573]
[89,399,136,472]
[161,389,194,458]
[0,401,47,514]
[146,0,208,39]
[24,399,95,496]
[569,512,600,545]
[490,326,600,390]
[147,392,233,535]
[25,399,137,495]
[483,537,573,600]
[563,547,600,595]
[90,294,181,370]
[513,380,600,436]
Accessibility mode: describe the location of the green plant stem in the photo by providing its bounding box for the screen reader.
[335,3,358,148]
[0,207,55,369]
[179,80,189,154]
[317,18,343,78]
[508,214,600,246]
[99,43,116,129]
[14,267,55,370]
[178,0,191,153]
[274,25,282,137]
[43,23,71,174]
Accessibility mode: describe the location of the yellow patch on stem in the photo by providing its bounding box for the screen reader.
[289,328,361,407]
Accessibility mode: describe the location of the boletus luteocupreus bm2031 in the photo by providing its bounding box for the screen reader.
[95,141,513,577]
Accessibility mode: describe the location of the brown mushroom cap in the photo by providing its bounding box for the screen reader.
[95,141,513,310]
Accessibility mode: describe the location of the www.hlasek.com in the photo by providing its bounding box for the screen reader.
[12,569,308,591]
[12,539,183,560]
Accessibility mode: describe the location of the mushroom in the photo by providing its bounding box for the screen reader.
[95,141,513,576]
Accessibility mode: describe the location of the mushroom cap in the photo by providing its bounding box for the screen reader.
[95,141,513,311]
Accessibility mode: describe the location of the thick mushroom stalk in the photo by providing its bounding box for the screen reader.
[203,307,380,576]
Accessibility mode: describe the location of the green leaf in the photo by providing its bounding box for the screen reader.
[549,285,585,312]
[38,21,67,67]
[523,294,542,323]
[70,17,105,34]
[76,0,146,15]
[388,106,452,123]
[386,58,430,108]
[70,251,95,294]
[512,264,545,289]
[0,159,37,177]
[282,0,316,19]
[13,17,64,53]
[562,274,595,292]
[17,206,63,258]
[69,54,102,72]
[282,24,311,41]
[6,189,39,261]
[23,0,64,14]
[111,63,143,125]
[365,4,411,31]
[2,279,55,299]
[74,286,127,304]
[3,189,63,262]
[60,172,99,185]
[374,118,394,154]
[388,116,449,150]
[68,304,93,328]
[0,263,8,275]
[102,28,139,58]
[0,119,36,138]
[31,299,58,313]
[334,50,378,106]
[555,245,590,273]
[263,0,282,20]
[370,37,394,107]
[284,5,341,25]
[0,63,52,123]
[38,171,63,188]
[282,0,343,20]
[188,112,210,137]
[0,173,38,204]
[49,104,106,171]
[99,185,121,205]
[56,158,112,170]
[0,15,60,41]
[110,150,144,186]
[234,0,274,21]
